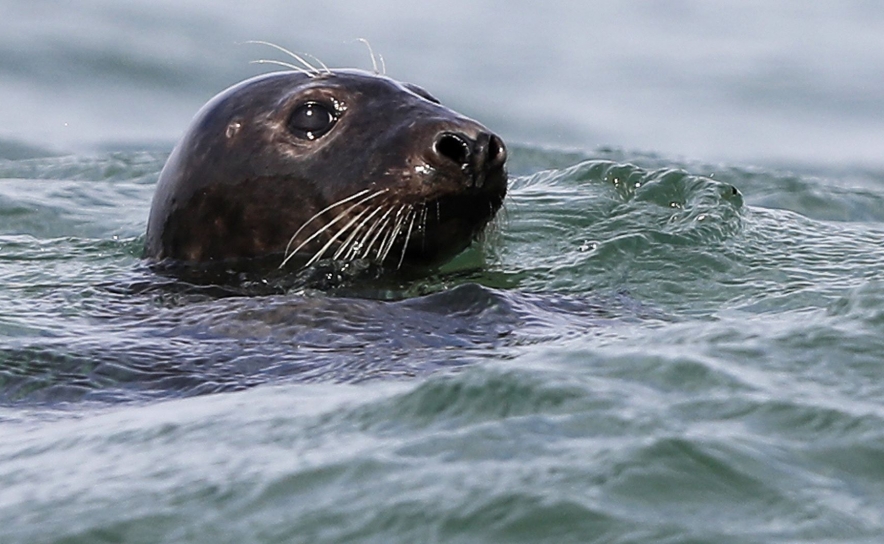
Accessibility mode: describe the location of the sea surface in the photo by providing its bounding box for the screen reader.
[3,2,884,543]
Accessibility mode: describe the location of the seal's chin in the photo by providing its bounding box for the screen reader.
[393,182,506,268]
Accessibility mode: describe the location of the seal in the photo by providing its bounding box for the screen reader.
[144,65,507,273]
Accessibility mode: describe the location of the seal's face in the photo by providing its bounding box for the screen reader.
[144,69,507,271]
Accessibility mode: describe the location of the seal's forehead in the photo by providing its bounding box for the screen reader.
[231,69,437,107]
[300,69,438,103]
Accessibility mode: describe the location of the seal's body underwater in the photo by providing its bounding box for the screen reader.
[144,67,507,272]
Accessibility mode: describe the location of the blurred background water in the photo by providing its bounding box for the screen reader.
[3,1,884,543]
[4,0,884,165]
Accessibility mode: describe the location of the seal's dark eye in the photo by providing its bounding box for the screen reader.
[288,102,336,140]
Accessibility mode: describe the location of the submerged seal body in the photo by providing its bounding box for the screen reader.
[144,68,507,272]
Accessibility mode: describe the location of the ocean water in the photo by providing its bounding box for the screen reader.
[3,2,884,543]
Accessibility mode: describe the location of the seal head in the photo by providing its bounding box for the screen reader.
[144,69,507,271]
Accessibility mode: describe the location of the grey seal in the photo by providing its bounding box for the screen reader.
[144,66,507,273]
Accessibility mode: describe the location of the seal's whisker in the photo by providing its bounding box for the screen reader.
[380,205,409,263]
[374,215,394,262]
[250,59,314,77]
[344,204,392,260]
[364,215,392,261]
[244,40,322,76]
[288,198,375,267]
[379,54,386,76]
[357,38,380,75]
[419,205,428,251]
[282,188,387,257]
[360,205,396,260]
[301,52,332,75]
[351,214,383,260]
[304,203,378,268]
[283,188,371,258]
[334,205,384,260]
[280,188,387,268]
[329,204,379,260]
[381,205,409,262]
[375,210,398,262]
[396,208,418,269]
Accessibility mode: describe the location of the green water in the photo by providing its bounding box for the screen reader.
[2,144,884,542]
[4,1,884,541]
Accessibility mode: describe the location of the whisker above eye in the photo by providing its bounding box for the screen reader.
[249,59,314,77]
[357,38,380,75]
[242,40,329,76]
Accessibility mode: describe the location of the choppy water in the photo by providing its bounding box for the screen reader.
[4,2,884,543]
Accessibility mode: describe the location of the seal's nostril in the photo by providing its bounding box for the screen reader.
[487,134,507,168]
[434,132,471,166]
